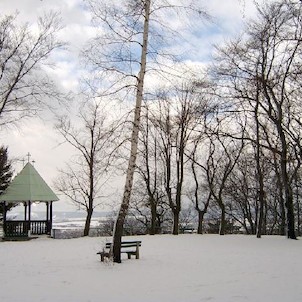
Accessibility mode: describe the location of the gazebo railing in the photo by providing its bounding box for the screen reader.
[4,220,51,237]
[31,220,51,235]
[4,221,30,237]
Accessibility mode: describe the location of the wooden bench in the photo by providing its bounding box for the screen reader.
[97,240,142,262]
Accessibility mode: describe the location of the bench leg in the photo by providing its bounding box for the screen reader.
[136,243,140,259]
[99,250,110,262]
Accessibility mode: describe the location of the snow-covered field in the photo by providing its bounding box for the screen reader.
[1,234,302,302]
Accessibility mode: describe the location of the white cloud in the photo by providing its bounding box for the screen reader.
[0,119,72,179]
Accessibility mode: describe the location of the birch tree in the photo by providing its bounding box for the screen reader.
[84,0,208,262]
[112,0,150,263]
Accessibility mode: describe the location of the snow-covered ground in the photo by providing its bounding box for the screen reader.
[1,234,301,302]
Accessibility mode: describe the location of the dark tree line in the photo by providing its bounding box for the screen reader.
[0,146,13,218]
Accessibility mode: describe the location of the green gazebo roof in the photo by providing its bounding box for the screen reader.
[0,162,59,202]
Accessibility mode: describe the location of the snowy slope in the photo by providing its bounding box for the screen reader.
[0,235,301,302]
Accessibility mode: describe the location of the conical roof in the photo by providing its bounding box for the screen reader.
[0,162,59,202]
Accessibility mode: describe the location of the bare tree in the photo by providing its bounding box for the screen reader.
[0,12,64,128]
[224,149,258,234]
[134,105,168,235]
[252,1,301,239]
[55,101,116,236]
[148,83,202,234]
[213,0,302,239]
[187,139,212,234]
[111,0,151,263]
[201,133,244,235]
[84,0,208,261]
[184,81,218,235]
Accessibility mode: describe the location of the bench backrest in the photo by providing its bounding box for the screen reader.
[105,241,142,249]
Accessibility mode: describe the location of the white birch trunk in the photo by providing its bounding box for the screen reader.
[112,0,151,263]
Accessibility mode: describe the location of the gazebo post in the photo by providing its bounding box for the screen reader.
[50,201,53,231]
[46,201,49,221]
[24,202,27,220]
[28,201,31,221]
[28,201,31,236]
[46,201,50,234]
[2,201,6,223]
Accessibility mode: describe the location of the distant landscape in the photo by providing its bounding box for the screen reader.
[7,210,110,222]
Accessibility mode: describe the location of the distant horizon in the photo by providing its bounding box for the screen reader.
[6,209,113,221]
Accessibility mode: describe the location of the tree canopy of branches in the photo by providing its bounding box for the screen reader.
[133,105,168,235]
[55,101,116,236]
[0,12,64,128]
[213,0,302,239]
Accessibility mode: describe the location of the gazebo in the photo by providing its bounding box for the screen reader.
[0,162,59,239]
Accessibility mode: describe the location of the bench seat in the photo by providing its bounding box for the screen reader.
[97,240,142,262]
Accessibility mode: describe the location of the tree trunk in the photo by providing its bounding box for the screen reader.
[256,191,265,238]
[150,201,157,235]
[263,200,268,235]
[112,0,151,263]
[172,209,180,235]
[274,154,286,235]
[279,195,286,235]
[296,178,301,236]
[84,208,93,236]
[285,187,296,239]
[219,203,226,235]
[255,95,265,239]
[279,127,296,239]
[197,210,205,234]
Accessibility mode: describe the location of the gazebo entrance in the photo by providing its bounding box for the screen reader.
[0,162,59,239]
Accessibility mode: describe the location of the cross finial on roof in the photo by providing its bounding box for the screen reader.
[26,152,31,163]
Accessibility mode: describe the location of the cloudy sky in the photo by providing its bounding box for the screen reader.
[0,0,262,211]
